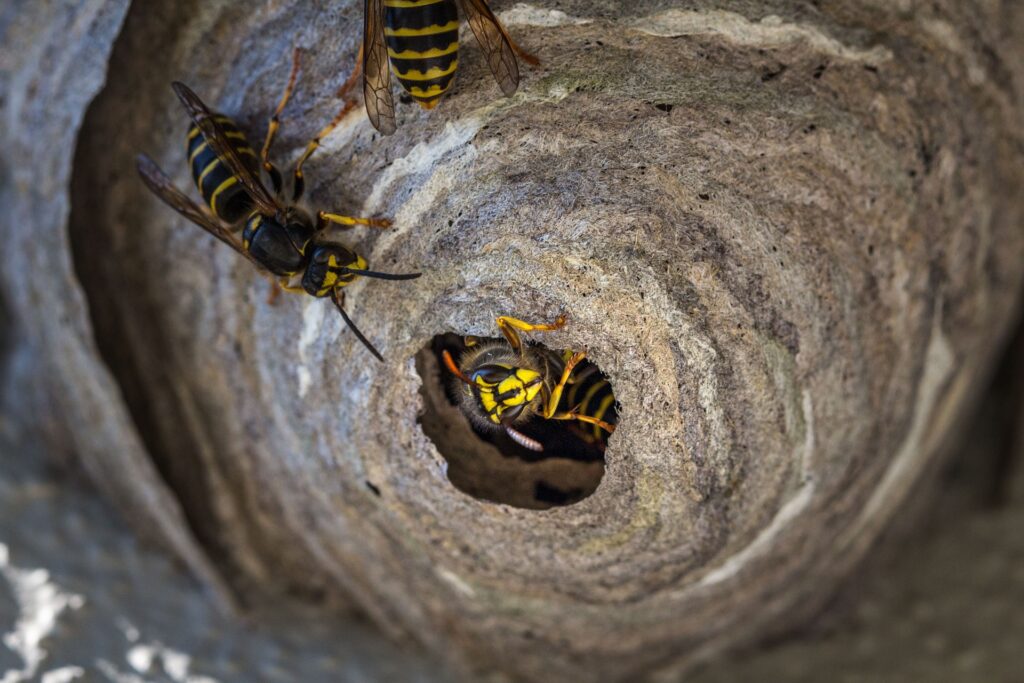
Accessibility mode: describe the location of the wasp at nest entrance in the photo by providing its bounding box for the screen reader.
[416,315,617,510]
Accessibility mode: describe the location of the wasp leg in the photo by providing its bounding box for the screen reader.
[266,278,281,306]
[316,211,391,231]
[488,10,540,66]
[266,274,306,305]
[495,314,567,355]
[291,97,359,202]
[336,42,363,99]
[541,350,585,418]
[549,409,616,434]
[261,47,302,196]
[507,33,539,66]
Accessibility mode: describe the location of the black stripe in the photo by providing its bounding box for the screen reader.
[385,31,459,56]
[560,362,616,424]
[199,162,234,200]
[185,115,256,222]
[389,53,457,75]
[395,73,456,94]
[189,145,220,184]
[384,0,458,31]
[216,186,254,224]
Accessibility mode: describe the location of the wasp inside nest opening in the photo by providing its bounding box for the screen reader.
[416,315,617,510]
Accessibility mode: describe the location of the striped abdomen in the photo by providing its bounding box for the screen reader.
[563,357,618,441]
[186,115,258,224]
[384,0,459,109]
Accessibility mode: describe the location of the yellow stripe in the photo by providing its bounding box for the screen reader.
[593,392,615,421]
[579,381,604,414]
[198,158,221,186]
[209,176,238,216]
[188,139,209,165]
[190,141,255,168]
[393,60,457,81]
[384,0,445,6]
[387,41,458,60]
[188,116,236,138]
[408,84,448,98]
[384,20,458,37]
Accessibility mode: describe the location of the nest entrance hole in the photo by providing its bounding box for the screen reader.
[416,333,616,510]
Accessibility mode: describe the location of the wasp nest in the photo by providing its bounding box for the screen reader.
[4,0,1024,681]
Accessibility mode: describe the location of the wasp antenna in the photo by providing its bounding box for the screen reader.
[505,425,544,452]
[441,350,475,385]
[341,268,422,281]
[331,292,384,362]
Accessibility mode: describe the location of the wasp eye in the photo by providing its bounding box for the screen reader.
[472,366,511,384]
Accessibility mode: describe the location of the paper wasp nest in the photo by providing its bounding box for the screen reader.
[3,0,1024,681]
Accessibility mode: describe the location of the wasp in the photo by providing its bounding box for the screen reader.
[346,0,539,134]
[441,315,617,451]
[136,50,421,361]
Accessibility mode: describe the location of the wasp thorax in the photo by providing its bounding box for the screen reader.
[241,212,311,276]
[301,244,367,298]
[417,332,617,510]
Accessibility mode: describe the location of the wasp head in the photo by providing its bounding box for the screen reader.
[301,244,367,298]
[469,364,544,426]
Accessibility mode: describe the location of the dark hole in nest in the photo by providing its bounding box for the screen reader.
[416,333,617,510]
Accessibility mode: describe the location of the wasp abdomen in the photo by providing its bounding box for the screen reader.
[186,115,259,224]
[383,0,460,108]
[563,359,617,441]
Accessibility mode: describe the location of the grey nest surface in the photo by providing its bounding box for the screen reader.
[2,1,1023,681]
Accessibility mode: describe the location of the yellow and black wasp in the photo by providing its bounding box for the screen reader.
[136,50,421,361]
[441,315,617,452]
[349,0,539,134]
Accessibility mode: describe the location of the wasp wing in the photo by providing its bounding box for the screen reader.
[457,0,520,97]
[363,0,397,135]
[171,82,282,216]
[136,153,263,270]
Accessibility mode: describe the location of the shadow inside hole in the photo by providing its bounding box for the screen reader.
[416,333,615,510]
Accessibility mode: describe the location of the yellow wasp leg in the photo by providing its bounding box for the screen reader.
[495,314,567,355]
[266,273,307,306]
[317,211,391,231]
[541,350,585,418]
[292,97,358,201]
[505,30,539,66]
[485,7,540,66]
[261,48,302,194]
[336,42,363,99]
[550,410,616,434]
[266,278,282,306]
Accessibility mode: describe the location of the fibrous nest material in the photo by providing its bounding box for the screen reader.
[2,1,1023,681]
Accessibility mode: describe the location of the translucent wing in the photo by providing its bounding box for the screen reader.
[363,0,397,135]
[457,0,519,97]
[171,82,282,216]
[136,153,263,270]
